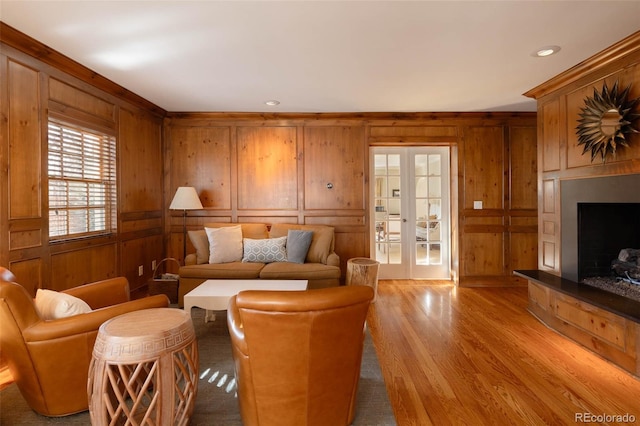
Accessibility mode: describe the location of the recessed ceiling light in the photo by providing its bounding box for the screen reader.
[533,45,561,57]
[265,100,280,106]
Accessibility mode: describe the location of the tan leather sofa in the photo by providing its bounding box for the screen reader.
[227,285,374,426]
[178,223,341,306]
[0,270,169,417]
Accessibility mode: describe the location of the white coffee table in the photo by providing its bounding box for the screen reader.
[183,279,308,321]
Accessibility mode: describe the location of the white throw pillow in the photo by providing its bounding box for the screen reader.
[206,225,243,264]
[35,289,92,320]
[242,237,287,263]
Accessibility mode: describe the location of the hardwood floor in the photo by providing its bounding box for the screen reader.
[367,280,640,426]
[3,280,639,424]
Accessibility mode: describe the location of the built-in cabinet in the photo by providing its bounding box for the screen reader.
[458,125,538,286]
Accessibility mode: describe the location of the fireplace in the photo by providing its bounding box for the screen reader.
[561,174,640,282]
[515,174,640,379]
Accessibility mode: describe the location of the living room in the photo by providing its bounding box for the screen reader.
[2,1,640,424]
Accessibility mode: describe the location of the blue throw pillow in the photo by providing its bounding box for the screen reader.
[286,230,313,264]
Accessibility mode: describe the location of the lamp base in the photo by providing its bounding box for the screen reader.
[182,210,187,264]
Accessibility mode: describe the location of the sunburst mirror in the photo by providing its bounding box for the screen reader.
[576,80,640,163]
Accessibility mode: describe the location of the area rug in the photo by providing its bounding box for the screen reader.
[0,308,396,425]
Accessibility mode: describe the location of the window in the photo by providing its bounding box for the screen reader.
[48,120,117,240]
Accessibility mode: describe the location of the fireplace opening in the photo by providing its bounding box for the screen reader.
[577,203,640,280]
[577,202,640,301]
[561,175,640,301]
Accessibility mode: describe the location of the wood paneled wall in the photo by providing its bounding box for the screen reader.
[525,31,640,275]
[165,113,537,285]
[457,125,538,286]
[1,24,166,294]
[163,116,370,276]
[2,22,538,292]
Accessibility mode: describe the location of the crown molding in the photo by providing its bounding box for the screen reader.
[0,22,166,116]
[524,30,640,100]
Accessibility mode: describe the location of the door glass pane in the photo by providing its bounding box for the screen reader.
[428,154,441,175]
[415,199,428,226]
[388,155,400,175]
[428,219,441,241]
[374,154,402,265]
[429,199,441,220]
[429,243,442,264]
[428,177,441,197]
[416,242,428,265]
[415,176,428,197]
[414,153,443,265]
[377,177,388,199]
[388,243,401,264]
[388,176,400,198]
[388,198,400,216]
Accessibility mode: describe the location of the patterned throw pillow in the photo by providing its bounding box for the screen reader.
[242,237,287,263]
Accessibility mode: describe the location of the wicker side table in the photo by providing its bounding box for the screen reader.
[88,308,198,426]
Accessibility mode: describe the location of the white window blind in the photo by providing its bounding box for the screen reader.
[48,120,117,240]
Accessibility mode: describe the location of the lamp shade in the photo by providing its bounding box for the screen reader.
[169,187,203,210]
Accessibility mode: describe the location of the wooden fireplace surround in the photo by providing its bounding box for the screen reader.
[515,270,640,378]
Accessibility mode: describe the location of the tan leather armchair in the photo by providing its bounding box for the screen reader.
[228,285,374,426]
[0,268,170,417]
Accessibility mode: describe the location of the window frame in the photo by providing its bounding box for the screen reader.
[47,116,117,242]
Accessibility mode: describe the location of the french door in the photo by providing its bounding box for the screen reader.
[371,147,450,279]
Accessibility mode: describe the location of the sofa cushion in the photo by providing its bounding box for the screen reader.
[35,289,92,320]
[188,230,209,264]
[242,237,287,263]
[179,262,265,279]
[270,224,334,265]
[286,230,313,264]
[260,262,341,280]
[206,225,243,263]
[203,223,269,240]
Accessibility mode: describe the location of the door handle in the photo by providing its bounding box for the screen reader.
[402,218,407,222]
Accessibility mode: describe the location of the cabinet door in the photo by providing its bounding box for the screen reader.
[458,125,538,285]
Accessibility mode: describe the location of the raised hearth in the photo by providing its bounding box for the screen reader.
[515,270,640,378]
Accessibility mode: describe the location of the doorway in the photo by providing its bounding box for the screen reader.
[371,147,451,279]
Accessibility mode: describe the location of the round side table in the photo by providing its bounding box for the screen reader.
[346,257,380,302]
[88,308,198,426]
